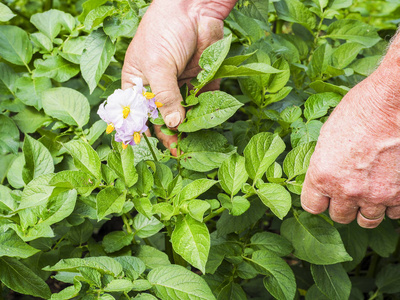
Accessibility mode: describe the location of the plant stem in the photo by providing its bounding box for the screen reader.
[367,253,380,278]
[143,134,158,162]
[204,207,225,223]
[122,214,132,234]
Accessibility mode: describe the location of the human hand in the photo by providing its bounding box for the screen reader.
[301,62,400,228]
[121,0,236,155]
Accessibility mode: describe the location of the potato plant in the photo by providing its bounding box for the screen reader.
[0,0,399,299]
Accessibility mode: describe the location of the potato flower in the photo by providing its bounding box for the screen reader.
[97,76,162,148]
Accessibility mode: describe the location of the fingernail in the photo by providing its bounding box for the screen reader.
[164,111,181,128]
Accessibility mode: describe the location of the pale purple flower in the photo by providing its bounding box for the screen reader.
[97,76,163,148]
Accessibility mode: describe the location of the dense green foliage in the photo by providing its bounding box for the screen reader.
[1,0,400,299]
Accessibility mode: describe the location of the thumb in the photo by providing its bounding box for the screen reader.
[145,71,186,129]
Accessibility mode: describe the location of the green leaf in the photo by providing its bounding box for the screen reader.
[175,178,217,205]
[30,10,75,41]
[281,212,352,265]
[244,132,286,181]
[104,279,134,292]
[309,80,349,96]
[44,256,123,277]
[12,107,51,134]
[311,264,351,300]
[96,187,126,220]
[229,9,265,43]
[133,214,164,238]
[63,140,102,179]
[290,120,322,148]
[217,281,247,300]
[68,218,93,245]
[246,250,296,300]
[134,161,154,196]
[179,91,243,132]
[267,57,290,93]
[102,231,134,253]
[375,264,400,294]
[250,232,293,256]
[218,153,248,196]
[257,183,291,219]
[42,87,90,128]
[280,106,302,124]
[148,265,215,300]
[180,131,236,172]
[171,215,210,273]
[133,136,161,164]
[0,25,32,66]
[324,19,381,47]
[108,143,138,188]
[331,43,365,69]
[337,222,368,271]
[84,6,116,30]
[274,0,316,30]
[283,142,316,179]
[50,170,97,197]
[0,62,18,95]
[219,194,250,217]
[349,55,382,76]
[103,11,139,41]
[0,114,19,154]
[0,257,51,298]
[214,63,282,79]
[81,28,116,93]
[369,219,398,257]
[239,0,269,23]
[15,76,51,110]
[34,56,80,82]
[134,245,171,269]
[0,3,15,22]
[39,189,77,226]
[0,230,39,258]
[22,134,54,184]
[30,32,53,52]
[308,44,332,80]
[304,92,342,121]
[133,197,153,220]
[0,185,17,212]
[78,0,108,22]
[114,256,145,281]
[18,174,54,211]
[61,36,87,64]
[217,198,266,237]
[305,284,330,300]
[197,34,232,86]
[187,200,211,222]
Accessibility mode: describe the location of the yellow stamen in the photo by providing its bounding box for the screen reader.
[122,106,130,119]
[144,92,155,99]
[106,123,115,134]
[155,101,163,108]
[122,143,128,150]
[134,132,141,145]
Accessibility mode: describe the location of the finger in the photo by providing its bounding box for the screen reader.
[328,199,358,224]
[153,125,179,157]
[386,205,400,219]
[145,71,186,130]
[357,205,386,228]
[301,176,330,214]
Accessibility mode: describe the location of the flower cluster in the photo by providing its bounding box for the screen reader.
[97,77,162,149]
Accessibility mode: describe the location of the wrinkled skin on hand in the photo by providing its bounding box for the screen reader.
[121,0,235,155]
[301,65,400,228]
